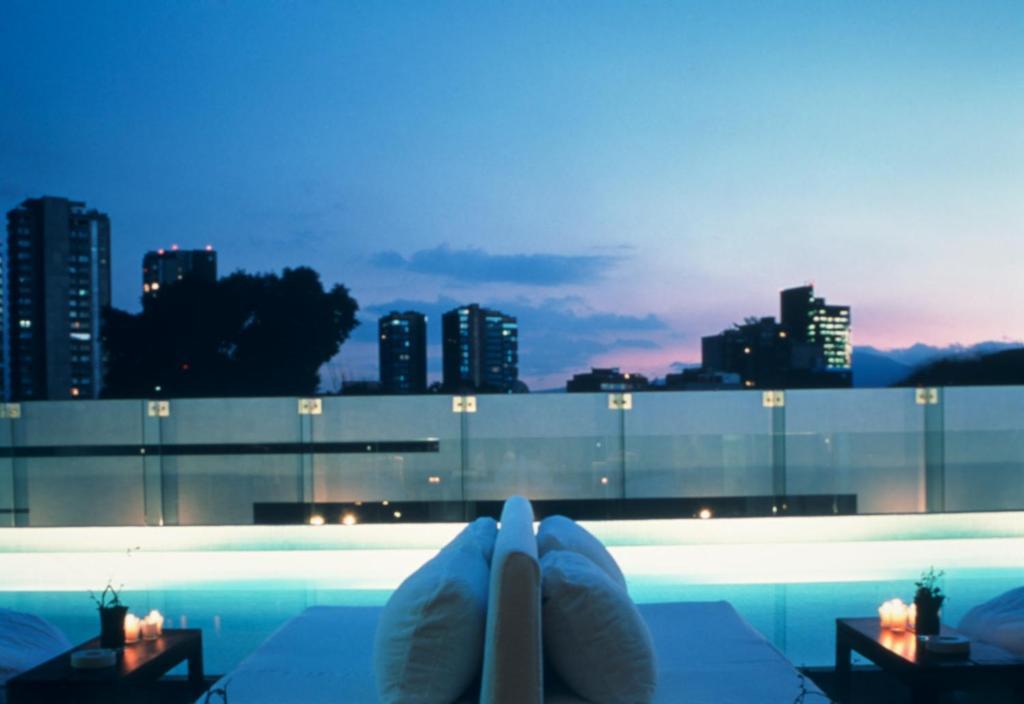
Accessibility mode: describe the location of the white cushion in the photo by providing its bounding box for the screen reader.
[373,517,497,704]
[480,496,543,704]
[958,586,1024,656]
[0,608,71,693]
[540,550,657,704]
[537,515,626,588]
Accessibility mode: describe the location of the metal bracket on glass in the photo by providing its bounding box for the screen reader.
[915,388,939,405]
[0,403,21,419]
[608,393,632,410]
[762,391,785,408]
[147,400,170,417]
[452,396,477,413]
[298,398,323,415]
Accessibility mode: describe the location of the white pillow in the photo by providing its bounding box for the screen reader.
[958,586,1024,656]
[373,517,497,704]
[541,550,657,704]
[0,608,71,689]
[537,515,626,588]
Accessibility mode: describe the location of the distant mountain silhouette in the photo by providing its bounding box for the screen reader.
[897,348,1024,387]
[852,349,914,387]
[858,341,1022,367]
[853,341,1024,387]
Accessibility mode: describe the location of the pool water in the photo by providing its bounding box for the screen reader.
[5,571,1023,675]
[2,514,1023,674]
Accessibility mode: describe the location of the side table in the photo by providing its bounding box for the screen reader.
[7,628,204,704]
[835,617,1024,704]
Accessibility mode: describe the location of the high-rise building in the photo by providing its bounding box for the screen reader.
[780,285,852,371]
[566,367,649,392]
[700,285,852,389]
[701,317,791,389]
[5,197,111,400]
[442,304,518,393]
[142,245,217,299]
[378,311,427,394]
[0,250,6,400]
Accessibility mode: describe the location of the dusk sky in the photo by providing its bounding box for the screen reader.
[2,1,1022,389]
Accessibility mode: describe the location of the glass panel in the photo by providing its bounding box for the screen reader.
[312,396,461,504]
[785,389,924,513]
[17,458,146,526]
[159,397,301,444]
[624,391,773,499]
[16,400,143,446]
[13,401,145,526]
[0,412,13,527]
[160,398,302,525]
[944,386,1024,511]
[464,394,622,501]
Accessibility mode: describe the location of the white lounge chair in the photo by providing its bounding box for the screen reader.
[204,497,823,703]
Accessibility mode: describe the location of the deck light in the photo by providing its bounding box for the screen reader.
[309,515,325,526]
[341,513,357,526]
[698,508,713,520]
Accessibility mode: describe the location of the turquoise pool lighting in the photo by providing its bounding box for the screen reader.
[2,512,1022,672]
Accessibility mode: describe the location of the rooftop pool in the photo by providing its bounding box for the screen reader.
[2,512,1023,673]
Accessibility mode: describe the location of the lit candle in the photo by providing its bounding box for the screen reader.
[146,609,165,638]
[124,614,141,643]
[891,600,907,632]
[140,619,157,640]
[879,600,897,628]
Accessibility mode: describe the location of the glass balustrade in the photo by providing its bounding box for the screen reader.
[0,386,1022,526]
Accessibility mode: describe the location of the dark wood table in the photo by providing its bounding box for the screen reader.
[6,628,204,704]
[835,617,1024,704]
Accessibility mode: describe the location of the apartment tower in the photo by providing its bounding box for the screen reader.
[441,304,518,393]
[142,245,217,299]
[5,197,111,400]
[378,311,427,394]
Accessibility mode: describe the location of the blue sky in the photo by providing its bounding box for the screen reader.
[2,1,1022,388]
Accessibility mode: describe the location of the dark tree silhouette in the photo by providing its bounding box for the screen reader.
[896,348,1024,387]
[104,267,359,397]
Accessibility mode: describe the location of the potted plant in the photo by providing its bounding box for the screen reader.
[913,567,945,636]
[91,581,128,649]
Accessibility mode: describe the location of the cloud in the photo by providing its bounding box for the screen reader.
[611,338,661,350]
[369,244,618,286]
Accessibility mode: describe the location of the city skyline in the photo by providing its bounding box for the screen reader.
[2,3,1022,390]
